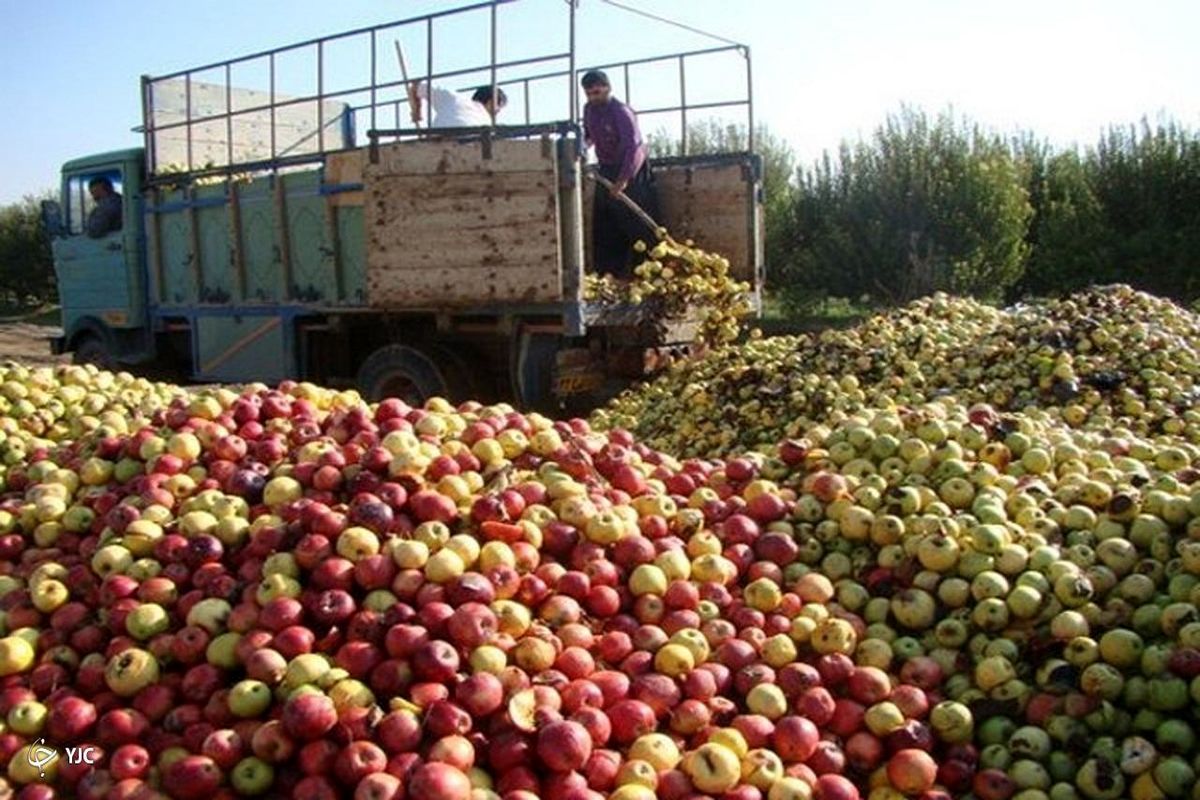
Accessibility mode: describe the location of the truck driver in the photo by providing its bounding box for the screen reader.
[581,69,659,278]
[86,176,123,238]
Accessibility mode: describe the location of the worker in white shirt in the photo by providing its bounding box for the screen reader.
[407,82,507,128]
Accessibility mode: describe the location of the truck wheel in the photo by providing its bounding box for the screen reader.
[72,333,115,370]
[512,330,560,412]
[428,345,483,403]
[356,345,448,406]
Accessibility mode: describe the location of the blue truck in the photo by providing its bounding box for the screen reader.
[43,1,762,410]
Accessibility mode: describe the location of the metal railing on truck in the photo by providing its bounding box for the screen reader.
[138,0,753,185]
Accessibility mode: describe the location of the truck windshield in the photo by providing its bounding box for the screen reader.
[67,170,124,236]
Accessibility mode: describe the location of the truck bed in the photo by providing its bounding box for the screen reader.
[147,136,761,320]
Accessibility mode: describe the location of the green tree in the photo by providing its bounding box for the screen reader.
[1017,147,1111,298]
[0,194,56,305]
[1086,119,1200,300]
[780,108,1033,310]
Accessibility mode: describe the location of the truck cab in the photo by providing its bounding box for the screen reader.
[49,149,151,366]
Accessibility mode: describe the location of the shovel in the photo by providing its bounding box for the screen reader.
[587,169,671,243]
[395,41,421,129]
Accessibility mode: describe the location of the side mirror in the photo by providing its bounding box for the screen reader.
[41,200,64,238]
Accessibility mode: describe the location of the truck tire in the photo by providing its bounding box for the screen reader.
[512,330,560,412]
[356,345,449,406]
[428,344,483,403]
[72,333,115,370]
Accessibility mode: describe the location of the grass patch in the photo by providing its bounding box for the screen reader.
[753,294,872,336]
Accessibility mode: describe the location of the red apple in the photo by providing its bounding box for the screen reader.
[335,741,388,786]
[887,749,938,795]
[162,755,223,800]
[110,743,152,780]
[408,763,472,800]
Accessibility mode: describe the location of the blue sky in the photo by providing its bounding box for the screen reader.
[1,0,1197,203]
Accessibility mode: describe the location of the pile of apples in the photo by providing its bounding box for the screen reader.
[0,282,1198,800]
[584,236,753,346]
[0,380,952,800]
[1,362,184,482]
[598,286,1200,457]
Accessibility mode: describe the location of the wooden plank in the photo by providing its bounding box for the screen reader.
[368,172,557,206]
[369,193,557,233]
[371,221,558,264]
[559,158,584,305]
[652,162,756,282]
[366,139,555,177]
[368,264,560,305]
[581,179,595,271]
[325,149,365,185]
[364,143,563,306]
[325,149,365,208]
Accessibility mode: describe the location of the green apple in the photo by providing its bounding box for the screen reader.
[105,647,160,696]
[167,432,202,461]
[178,510,218,538]
[186,598,232,635]
[6,699,48,735]
[114,458,144,484]
[255,574,301,605]
[126,603,170,641]
[262,476,303,509]
[128,559,164,581]
[207,632,243,669]
[231,756,275,795]
[91,544,133,578]
[740,748,785,790]
[62,504,95,533]
[123,520,163,557]
[745,683,788,720]
[336,526,380,562]
[684,742,741,794]
[215,516,250,546]
[930,700,974,743]
[0,636,35,676]
[328,678,374,711]
[628,733,681,772]
[29,578,69,613]
[229,680,273,718]
[284,654,331,689]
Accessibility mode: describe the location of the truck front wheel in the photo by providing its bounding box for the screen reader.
[356,345,449,406]
[72,333,115,370]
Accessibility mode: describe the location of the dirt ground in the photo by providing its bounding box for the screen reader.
[0,321,67,367]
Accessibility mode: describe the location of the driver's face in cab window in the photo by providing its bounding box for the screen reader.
[75,172,123,238]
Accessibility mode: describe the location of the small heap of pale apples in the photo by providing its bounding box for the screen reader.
[584,237,753,346]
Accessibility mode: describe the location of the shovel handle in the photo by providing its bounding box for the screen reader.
[395,41,421,128]
[588,170,662,235]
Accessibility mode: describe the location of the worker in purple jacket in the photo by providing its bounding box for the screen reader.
[581,70,660,278]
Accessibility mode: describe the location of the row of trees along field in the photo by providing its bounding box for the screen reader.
[3,110,1199,315]
[0,194,54,309]
[655,110,1200,315]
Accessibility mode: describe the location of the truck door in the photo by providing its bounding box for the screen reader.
[53,165,143,358]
